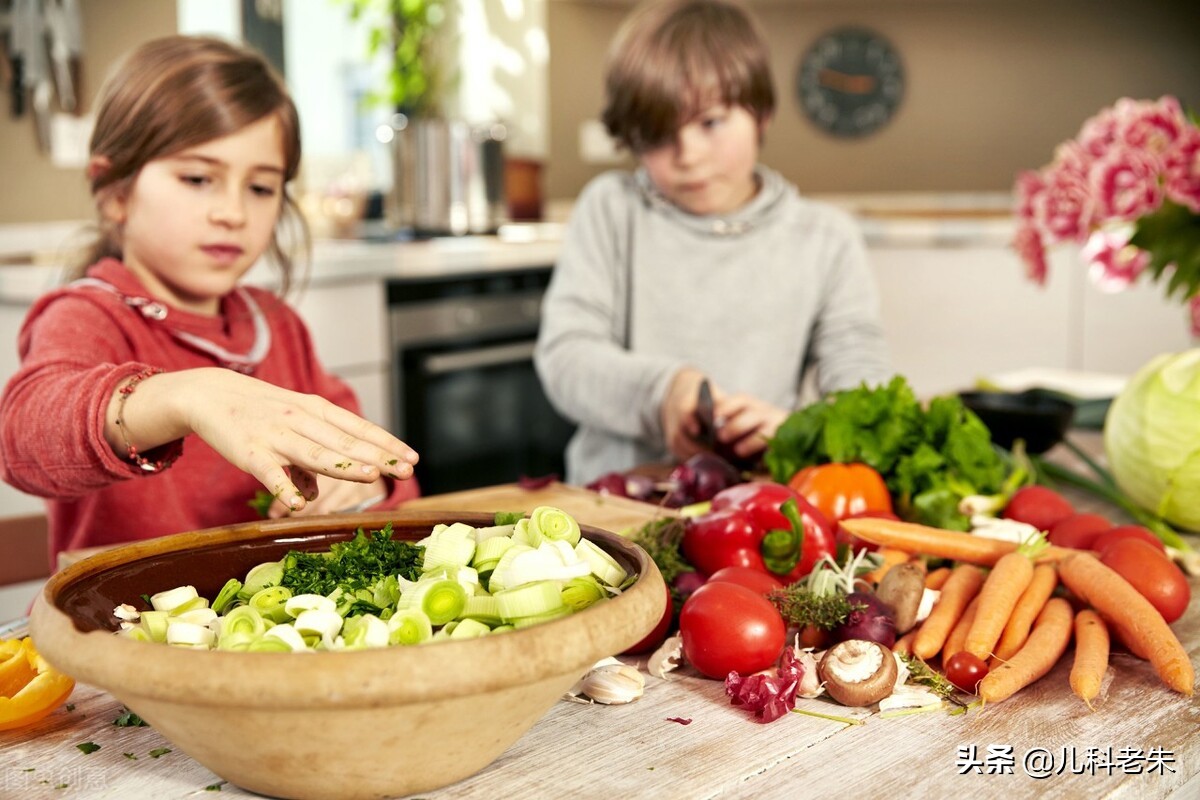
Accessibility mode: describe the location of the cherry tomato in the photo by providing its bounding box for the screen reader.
[943,651,990,694]
[1047,513,1111,550]
[623,583,674,655]
[1099,538,1191,624]
[679,581,786,679]
[1002,485,1075,532]
[707,566,784,597]
[1093,525,1167,555]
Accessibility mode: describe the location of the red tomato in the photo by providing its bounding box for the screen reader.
[787,462,894,522]
[707,566,784,597]
[944,651,990,694]
[623,583,674,655]
[679,581,786,679]
[1093,525,1167,555]
[1099,538,1191,623]
[1047,513,1111,550]
[1002,485,1075,532]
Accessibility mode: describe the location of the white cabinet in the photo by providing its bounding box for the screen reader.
[292,279,392,428]
[870,244,1197,397]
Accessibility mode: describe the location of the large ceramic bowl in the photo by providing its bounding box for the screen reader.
[29,510,666,800]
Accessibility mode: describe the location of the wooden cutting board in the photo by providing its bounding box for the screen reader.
[404,481,676,535]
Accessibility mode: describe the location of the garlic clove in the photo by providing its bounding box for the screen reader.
[565,658,645,705]
[575,663,645,705]
[648,634,684,679]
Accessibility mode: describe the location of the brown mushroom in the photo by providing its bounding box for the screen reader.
[875,562,926,634]
[818,639,898,707]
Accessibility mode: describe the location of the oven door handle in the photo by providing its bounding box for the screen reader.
[422,341,537,374]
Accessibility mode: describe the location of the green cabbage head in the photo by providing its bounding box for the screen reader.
[1104,349,1200,532]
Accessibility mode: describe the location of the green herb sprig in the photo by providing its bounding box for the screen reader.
[279,524,421,596]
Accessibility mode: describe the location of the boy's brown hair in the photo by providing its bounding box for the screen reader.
[602,0,775,153]
[77,35,307,292]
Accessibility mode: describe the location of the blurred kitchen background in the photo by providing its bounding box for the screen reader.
[1,0,1199,615]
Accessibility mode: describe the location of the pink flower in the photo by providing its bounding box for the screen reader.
[1035,163,1093,243]
[1077,104,1121,160]
[1163,126,1200,213]
[1014,95,1200,334]
[1088,147,1162,222]
[1118,96,1187,156]
[1081,228,1150,292]
[1013,169,1046,222]
[1013,223,1048,285]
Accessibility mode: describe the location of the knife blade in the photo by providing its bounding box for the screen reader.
[695,378,717,449]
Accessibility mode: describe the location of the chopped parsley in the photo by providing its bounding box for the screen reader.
[279,524,421,598]
[149,747,172,759]
[65,703,75,712]
[205,782,226,791]
[334,461,351,469]
[76,742,100,754]
[114,708,148,727]
[123,753,138,760]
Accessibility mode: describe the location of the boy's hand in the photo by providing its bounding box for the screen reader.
[661,367,709,461]
[710,393,787,460]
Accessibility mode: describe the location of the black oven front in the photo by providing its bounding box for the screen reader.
[387,269,576,495]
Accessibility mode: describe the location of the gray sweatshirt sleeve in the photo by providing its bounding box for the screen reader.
[534,176,684,443]
[806,210,895,395]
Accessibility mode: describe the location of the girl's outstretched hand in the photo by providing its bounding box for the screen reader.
[107,368,418,513]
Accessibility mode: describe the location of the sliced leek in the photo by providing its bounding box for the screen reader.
[111,508,638,651]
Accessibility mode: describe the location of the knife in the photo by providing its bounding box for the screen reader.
[695,378,717,449]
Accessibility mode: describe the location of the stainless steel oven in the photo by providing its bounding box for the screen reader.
[388,268,575,495]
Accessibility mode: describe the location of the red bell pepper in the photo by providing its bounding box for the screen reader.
[681,482,835,582]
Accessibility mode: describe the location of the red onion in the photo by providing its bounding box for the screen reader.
[832,591,896,648]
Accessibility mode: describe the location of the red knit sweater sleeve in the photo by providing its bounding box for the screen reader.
[0,293,153,498]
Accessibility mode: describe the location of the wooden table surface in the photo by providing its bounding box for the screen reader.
[5,434,1200,800]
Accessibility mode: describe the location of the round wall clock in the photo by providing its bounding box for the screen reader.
[796,27,905,138]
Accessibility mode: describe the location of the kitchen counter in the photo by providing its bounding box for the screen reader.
[4,436,1200,800]
[0,226,565,306]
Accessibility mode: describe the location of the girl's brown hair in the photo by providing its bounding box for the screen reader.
[601,0,775,153]
[76,35,308,294]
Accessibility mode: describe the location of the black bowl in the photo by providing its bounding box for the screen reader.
[958,390,1076,454]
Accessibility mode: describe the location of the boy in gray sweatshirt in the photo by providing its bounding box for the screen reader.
[535,0,894,485]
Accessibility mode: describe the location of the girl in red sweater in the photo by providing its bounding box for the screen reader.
[0,36,420,563]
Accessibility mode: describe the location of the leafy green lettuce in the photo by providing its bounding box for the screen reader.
[765,376,1010,530]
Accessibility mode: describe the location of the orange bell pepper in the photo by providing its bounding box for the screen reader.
[787,462,894,522]
[0,638,76,731]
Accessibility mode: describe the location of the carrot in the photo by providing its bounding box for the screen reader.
[838,517,1077,566]
[924,566,951,591]
[993,563,1058,661]
[913,564,985,660]
[864,547,910,584]
[942,596,980,662]
[1059,553,1194,695]
[964,537,1048,660]
[978,596,1074,704]
[892,629,918,657]
[1070,609,1110,711]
